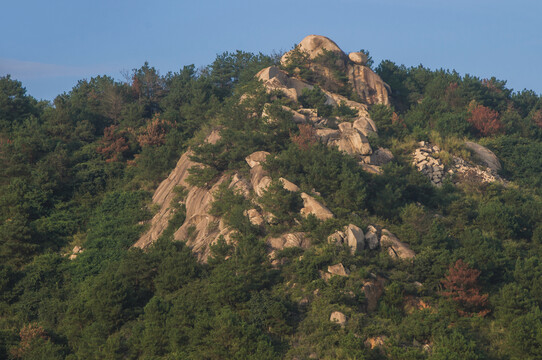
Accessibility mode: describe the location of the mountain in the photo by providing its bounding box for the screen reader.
[1,35,541,359]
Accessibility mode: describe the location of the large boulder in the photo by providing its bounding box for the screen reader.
[348,52,368,65]
[328,224,365,254]
[300,193,334,220]
[281,35,346,64]
[380,229,415,260]
[328,263,350,277]
[366,148,394,166]
[347,64,390,105]
[250,165,272,197]
[365,225,380,250]
[332,123,372,156]
[245,151,270,168]
[353,116,378,137]
[256,66,313,102]
[246,208,264,226]
[465,141,501,172]
[330,311,347,328]
[268,232,310,251]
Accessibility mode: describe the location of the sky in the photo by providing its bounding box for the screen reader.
[1,0,540,101]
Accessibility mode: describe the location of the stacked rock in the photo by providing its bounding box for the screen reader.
[411,142,445,186]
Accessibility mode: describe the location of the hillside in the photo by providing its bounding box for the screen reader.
[1,35,542,359]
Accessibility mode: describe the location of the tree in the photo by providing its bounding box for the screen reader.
[440,259,489,317]
[467,103,503,136]
[290,124,317,151]
[137,113,169,147]
[96,125,130,162]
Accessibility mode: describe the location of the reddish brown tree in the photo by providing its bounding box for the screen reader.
[467,104,503,136]
[290,124,317,151]
[532,109,542,128]
[137,113,168,147]
[97,125,130,162]
[440,259,490,317]
[10,323,49,358]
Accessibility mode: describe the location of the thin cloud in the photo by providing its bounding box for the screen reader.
[0,58,116,80]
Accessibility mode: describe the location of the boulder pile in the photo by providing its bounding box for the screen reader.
[411,141,504,186]
[411,142,445,186]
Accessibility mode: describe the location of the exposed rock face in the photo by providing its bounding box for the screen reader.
[173,175,234,261]
[300,192,334,220]
[464,141,501,171]
[328,224,365,254]
[134,151,197,249]
[268,232,310,251]
[330,311,347,327]
[380,229,416,260]
[347,64,390,105]
[328,263,350,277]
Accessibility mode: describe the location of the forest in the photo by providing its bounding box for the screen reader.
[1,37,542,359]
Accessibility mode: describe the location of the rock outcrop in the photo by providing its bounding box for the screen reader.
[282,35,345,63]
[280,35,390,106]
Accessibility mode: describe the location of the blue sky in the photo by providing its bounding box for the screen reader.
[1,0,540,101]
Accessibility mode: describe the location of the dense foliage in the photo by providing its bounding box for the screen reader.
[1,45,541,359]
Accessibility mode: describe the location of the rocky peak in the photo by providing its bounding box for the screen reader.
[280,34,390,106]
[281,35,346,64]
